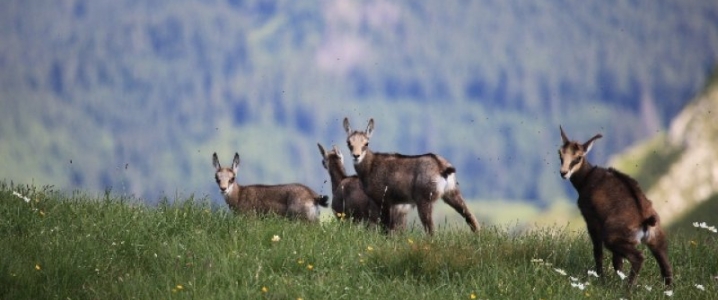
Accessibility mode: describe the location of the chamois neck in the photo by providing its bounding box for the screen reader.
[224,182,242,205]
[327,160,348,191]
[354,149,374,177]
[569,160,597,189]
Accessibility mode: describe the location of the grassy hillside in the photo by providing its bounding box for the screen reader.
[608,66,718,226]
[1,0,717,207]
[2,183,717,299]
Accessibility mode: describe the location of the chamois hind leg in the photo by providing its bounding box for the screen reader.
[645,226,673,286]
[612,253,625,273]
[441,189,480,232]
[605,236,644,285]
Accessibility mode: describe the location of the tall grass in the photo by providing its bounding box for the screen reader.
[1,182,716,299]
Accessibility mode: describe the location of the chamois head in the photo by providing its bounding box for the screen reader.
[212,152,240,196]
[343,117,374,164]
[557,126,603,180]
[318,143,343,170]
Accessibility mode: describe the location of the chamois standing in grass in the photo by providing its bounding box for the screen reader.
[317,143,412,229]
[212,152,329,222]
[343,118,480,235]
[557,126,673,286]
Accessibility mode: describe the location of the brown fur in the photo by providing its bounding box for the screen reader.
[318,143,411,229]
[343,117,480,235]
[558,126,672,285]
[213,152,329,222]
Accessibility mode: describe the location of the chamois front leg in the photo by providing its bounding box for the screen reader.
[416,200,435,235]
[585,224,604,277]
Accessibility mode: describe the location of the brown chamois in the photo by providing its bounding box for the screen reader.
[557,126,673,286]
[343,117,480,235]
[212,152,329,222]
[317,143,412,229]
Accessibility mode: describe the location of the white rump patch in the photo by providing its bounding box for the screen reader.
[634,227,653,244]
[433,173,457,194]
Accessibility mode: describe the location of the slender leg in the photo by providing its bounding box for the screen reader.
[612,253,624,273]
[416,200,435,235]
[441,189,480,232]
[646,227,673,286]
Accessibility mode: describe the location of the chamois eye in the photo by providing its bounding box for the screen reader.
[364,142,369,147]
[571,157,582,165]
[346,141,351,149]
[229,177,235,184]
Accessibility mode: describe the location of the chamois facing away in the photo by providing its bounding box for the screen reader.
[557,126,672,286]
[343,117,480,235]
[317,143,412,230]
[212,152,329,222]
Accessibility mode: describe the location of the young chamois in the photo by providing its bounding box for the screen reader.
[212,152,329,222]
[558,126,672,286]
[343,118,480,235]
[317,143,411,229]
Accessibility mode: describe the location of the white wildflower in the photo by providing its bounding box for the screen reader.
[271,235,281,242]
[587,270,599,278]
[695,222,718,233]
[664,290,673,297]
[554,268,567,276]
[569,276,579,282]
[570,282,586,290]
[643,285,652,291]
[616,270,627,280]
[530,258,544,263]
[695,284,705,291]
[13,191,31,203]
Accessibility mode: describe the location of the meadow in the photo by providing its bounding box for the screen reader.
[1,182,716,299]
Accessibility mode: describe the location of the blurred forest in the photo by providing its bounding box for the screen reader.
[1,0,717,210]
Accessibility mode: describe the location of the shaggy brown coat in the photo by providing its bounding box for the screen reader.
[213,152,328,221]
[318,143,411,229]
[343,118,480,235]
[558,126,672,285]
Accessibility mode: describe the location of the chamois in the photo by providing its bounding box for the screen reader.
[557,126,673,286]
[343,118,480,235]
[317,143,411,229]
[212,152,329,222]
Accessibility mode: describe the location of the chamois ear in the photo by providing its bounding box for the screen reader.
[366,118,375,138]
[231,153,241,172]
[212,152,221,170]
[559,125,569,144]
[317,143,326,157]
[583,134,603,154]
[343,117,352,134]
[332,144,343,160]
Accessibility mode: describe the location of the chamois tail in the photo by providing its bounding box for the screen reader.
[315,195,329,207]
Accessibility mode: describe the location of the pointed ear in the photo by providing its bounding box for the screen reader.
[317,143,326,157]
[365,118,374,138]
[583,134,603,154]
[232,153,241,172]
[343,117,352,134]
[212,152,221,170]
[559,125,569,144]
[332,145,343,159]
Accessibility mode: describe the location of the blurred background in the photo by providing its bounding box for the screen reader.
[1,0,717,228]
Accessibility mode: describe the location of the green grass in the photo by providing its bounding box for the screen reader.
[2,182,717,299]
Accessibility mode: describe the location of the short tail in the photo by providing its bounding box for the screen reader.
[316,195,329,207]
